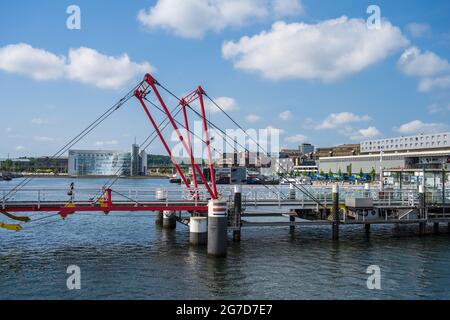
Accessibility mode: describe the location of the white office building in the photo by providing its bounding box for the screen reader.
[361,132,450,154]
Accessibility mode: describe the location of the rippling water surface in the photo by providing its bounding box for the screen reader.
[1,178,450,299]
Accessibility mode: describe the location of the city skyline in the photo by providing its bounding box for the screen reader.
[1,0,450,158]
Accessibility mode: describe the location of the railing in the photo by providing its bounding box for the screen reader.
[1,185,448,209]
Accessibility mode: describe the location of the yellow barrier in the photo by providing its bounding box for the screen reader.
[0,222,22,231]
[0,210,30,222]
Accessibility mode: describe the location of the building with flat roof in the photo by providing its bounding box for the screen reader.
[68,144,147,177]
[361,132,450,154]
[318,149,450,175]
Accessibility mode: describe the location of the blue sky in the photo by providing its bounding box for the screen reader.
[1,0,450,158]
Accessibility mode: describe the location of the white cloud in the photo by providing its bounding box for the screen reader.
[316,112,371,130]
[398,47,450,78]
[405,23,431,38]
[419,76,450,92]
[205,96,238,113]
[351,126,381,141]
[0,43,65,80]
[95,140,119,146]
[31,118,48,125]
[138,0,303,39]
[0,43,154,89]
[273,0,303,17]
[285,134,307,143]
[34,136,56,142]
[396,120,449,135]
[222,17,408,82]
[279,110,292,121]
[245,113,261,123]
[4,127,12,133]
[15,145,25,151]
[66,47,153,89]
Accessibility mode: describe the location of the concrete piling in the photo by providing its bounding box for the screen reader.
[162,210,176,229]
[189,217,207,246]
[290,215,296,233]
[207,199,228,257]
[418,185,426,235]
[233,185,242,242]
[332,184,339,240]
[155,188,166,226]
[434,222,440,234]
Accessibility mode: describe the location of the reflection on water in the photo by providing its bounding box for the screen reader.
[1,178,450,299]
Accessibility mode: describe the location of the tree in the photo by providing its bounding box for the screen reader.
[319,169,324,176]
[338,168,342,177]
[359,168,364,178]
[347,166,352,177]
[328,169,333,178]
[369,167,376,181]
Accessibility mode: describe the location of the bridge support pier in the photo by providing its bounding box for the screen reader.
[365,224,371,232]
[155,188,166,226]
[332,184,339,240]
[419,186,426,235]
[419,222,426,235]
[163,211,176,229]
[207,200,228,257]
[233,186,242,242]
[155,211,163,226]
[190,217,207,246]
[290,215,296,233]
[434,222,440,234]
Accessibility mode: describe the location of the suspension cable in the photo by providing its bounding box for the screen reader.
[2,84,139,202]
[155,83,287,200]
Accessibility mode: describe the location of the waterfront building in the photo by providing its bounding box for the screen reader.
[299,143,315,155]
[68,144,147,177]
[318,149,450,175]
[314,144,360,159]
[361,132,450,154]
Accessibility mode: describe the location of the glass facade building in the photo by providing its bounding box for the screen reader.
[68,150,132,176]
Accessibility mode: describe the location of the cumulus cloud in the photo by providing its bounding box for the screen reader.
[398,47,450,93]
[398,47,450,78]
[205,96,238,113]
[351,126,381,141]
[419,76,450,92]
[245,113,261,123]
[279,110,292,121]
[0,43,65,80]
[222,17,408,82]
[15,145,25,151]
[0,43,154,89]
[66,47,153,89]
[285,134,307,143]
[138,0,303,38]
[315,112,371,130]
[396,120,449,135]
[405,23,431,38]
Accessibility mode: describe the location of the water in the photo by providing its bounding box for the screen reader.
[1,177,450,300]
